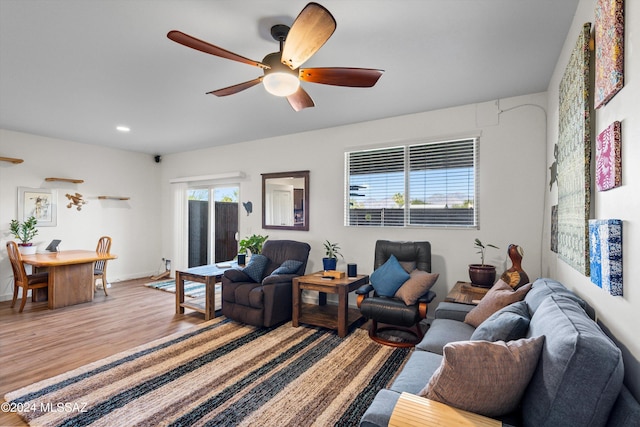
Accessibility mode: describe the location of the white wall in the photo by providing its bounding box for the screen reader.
[160,92,548,310]
[543,0,640,359]
[0,129,163,300]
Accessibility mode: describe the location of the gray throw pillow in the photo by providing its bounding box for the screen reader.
[241,254,268,282]
[271,259,303,275]
[470,300,531,342]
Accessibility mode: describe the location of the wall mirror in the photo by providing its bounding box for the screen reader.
[262,170,309,231]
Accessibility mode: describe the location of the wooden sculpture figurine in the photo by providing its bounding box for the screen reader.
[500,244,530,289]
[66,193,87,211]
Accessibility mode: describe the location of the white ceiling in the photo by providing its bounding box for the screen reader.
[0,0,579,155]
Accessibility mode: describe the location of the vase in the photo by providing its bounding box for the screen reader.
[322,257,337,271]
[500,244,530,289]
[18,243,37,255]
[468,264,496,288]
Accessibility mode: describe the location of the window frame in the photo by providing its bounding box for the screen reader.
[345,137,479,229]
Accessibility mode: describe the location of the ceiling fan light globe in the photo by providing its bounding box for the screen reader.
[263,73,300,97]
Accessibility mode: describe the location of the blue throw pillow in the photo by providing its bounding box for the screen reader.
[470,300,531,342]
[271,259,303,275]
[241,254,268,282]
[370,254,410,297]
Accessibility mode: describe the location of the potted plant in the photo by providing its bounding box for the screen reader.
[238,234,268,262]
[9,216,39,255]
[322,240,343,271]
[468,238,499,287]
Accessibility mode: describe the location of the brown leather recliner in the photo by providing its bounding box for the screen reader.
[356,240,436,347]
[222,240,311,327]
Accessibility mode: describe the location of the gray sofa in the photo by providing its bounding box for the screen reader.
[360,278,640,426]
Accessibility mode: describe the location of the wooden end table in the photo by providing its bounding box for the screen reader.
[292,272,369,338]
[175,263,234,320]
[444,281,490,305]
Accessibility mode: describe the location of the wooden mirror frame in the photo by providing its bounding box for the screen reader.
[262,170,309,231]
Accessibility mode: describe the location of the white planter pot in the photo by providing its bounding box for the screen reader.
[18,244,37,255]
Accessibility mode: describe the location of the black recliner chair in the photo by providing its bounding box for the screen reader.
[356,240,436,347]
[222,240,310,327]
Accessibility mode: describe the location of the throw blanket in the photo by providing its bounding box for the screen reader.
[5,318,410,426]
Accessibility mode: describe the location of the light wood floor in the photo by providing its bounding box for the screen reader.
[0,277,207,426]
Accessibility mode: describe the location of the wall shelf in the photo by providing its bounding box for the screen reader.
[45,177,84,184]
[98,196,130,200]
[0,156,24,164]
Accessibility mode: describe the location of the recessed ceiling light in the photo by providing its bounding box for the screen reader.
[116,126,130,132]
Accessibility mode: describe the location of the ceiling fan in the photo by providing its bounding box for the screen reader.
[167,2,383,111]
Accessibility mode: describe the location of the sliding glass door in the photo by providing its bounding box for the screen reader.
[187,185,239,267]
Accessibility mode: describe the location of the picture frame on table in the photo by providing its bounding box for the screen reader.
[18,187,57,227]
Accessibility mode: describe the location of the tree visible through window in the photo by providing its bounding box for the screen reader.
[345,138,478,228]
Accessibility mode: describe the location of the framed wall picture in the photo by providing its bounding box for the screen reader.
[18,187,57,227]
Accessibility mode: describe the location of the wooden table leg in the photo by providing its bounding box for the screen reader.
[337,283,348,338]
[176,272,185,315]
[204,276,216,320]
[48,263,93,309]
[292,278,300,327]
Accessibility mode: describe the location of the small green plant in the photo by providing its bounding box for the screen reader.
[323,240,343,260]
[474,238,499,266]
[238,234,268,255]
[9,216,39,245]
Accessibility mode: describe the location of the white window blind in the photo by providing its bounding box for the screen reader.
[346,138,478,228]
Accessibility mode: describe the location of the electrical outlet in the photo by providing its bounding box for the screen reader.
[165,259,171,271]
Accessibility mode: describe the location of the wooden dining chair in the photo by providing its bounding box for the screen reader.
[94,236,112,295]
[6,241,49,312]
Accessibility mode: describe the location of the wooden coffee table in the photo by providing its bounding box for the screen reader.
[445,281,489,305]
[292,272,369,338]
[175,263,235,320]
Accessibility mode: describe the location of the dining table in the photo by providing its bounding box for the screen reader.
[21,250,117,309]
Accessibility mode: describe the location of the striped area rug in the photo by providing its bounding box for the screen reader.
[145,279,209,298]
[5,318,410,426]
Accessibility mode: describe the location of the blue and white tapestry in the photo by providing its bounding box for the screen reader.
[589,219,623,296]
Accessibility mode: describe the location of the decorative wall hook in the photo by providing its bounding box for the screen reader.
[243,201,253,216]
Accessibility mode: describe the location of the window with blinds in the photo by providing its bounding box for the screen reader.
[346,138,478,228]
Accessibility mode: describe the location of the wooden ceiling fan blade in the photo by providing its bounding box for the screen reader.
[286,87,315,111]
[281,3,336,70]
[167,30,268,69]
[300,67,384,87]
[207,77,263,97]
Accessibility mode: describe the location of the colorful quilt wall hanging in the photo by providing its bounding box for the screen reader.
[557,23,592,276]
[596,121,622,191]
[589,219,623,296]
[595,0,625,109]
